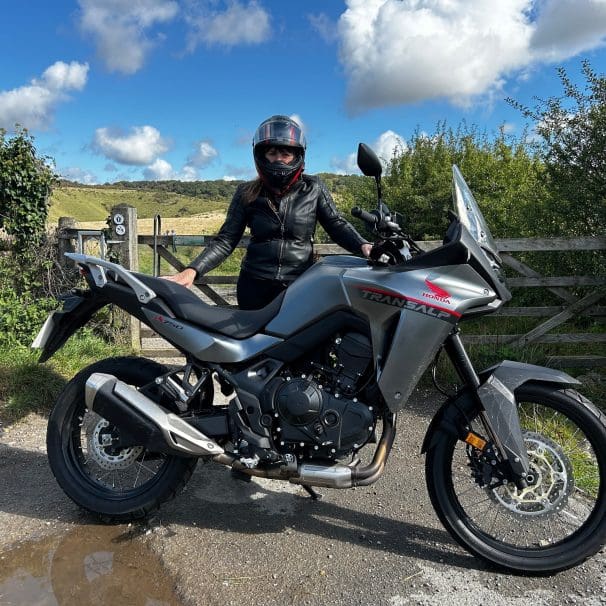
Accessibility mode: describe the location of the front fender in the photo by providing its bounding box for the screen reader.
[422,360,580,483]
[478,359,580,391]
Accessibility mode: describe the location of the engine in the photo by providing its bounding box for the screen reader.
[261,332,376,460]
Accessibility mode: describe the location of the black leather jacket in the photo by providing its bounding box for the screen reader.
[188,175,368,281]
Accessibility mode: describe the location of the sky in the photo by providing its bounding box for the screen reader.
[1,0,605,184]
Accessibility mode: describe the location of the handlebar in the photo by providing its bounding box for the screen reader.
[351,206,379,226]
[351,206,403,236]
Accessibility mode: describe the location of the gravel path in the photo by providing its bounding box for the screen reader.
[1,388,605,605]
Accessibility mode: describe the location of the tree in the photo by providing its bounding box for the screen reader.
[0,126,57,250]
[0,127,58,345]
[508,60,606,236]
[372,122,548,240]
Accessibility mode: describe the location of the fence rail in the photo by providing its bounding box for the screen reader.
[57,206,605,367]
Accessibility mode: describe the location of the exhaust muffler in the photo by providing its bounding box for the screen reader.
[85,372,224,457]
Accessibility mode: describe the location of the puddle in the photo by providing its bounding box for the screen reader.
[0,525,183,605]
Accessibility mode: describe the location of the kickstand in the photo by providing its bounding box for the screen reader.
[302,484,323,500]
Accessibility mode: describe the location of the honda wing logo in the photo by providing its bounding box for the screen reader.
[423,278,451,304]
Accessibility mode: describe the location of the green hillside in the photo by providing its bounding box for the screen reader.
[48,174,364,225]
[49,186,230,224]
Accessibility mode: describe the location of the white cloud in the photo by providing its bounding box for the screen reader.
[92,125,169,165]
[530,0,606,59]
[374,130,406,164]
[308,13,338,43]
[0,61,89,130]
[330,153,358,176]
[144,158,174,180]
[78,0,178,74]
[337,0,606,112]
[331,129,405,174]
[187,140,218,168]
[224,164,256,180]
[36,61,89,92]
[144,158,199,181]
[222,175,238,181]
[60,166,98,184]
[186,0,270,50]
[290,114,306,134]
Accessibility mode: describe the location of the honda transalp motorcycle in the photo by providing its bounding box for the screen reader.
[34,144,606,573]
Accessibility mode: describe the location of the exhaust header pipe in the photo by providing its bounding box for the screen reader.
[85,373,224,458]
[214,412,397,489]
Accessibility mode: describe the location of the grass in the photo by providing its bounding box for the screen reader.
[518,403,600,496]
[49,186,229,224]
[0,332,129,426]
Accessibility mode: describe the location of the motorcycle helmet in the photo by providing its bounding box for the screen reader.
[253,115,306,195]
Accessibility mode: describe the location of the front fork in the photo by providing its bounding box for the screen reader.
[444,331,531,488]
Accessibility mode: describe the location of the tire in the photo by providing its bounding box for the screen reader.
[47,356,198,522]
[426,384,606,573]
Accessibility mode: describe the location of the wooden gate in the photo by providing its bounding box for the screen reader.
[137,232,605,367]
[56,207,605,367]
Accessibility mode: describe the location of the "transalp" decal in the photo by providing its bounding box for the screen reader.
[357,286,460,322]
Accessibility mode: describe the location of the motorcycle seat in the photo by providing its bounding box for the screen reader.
[131,273,285,339]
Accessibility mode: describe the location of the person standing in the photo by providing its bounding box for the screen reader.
[165,115,371,309]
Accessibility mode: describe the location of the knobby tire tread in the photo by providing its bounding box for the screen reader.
[425,383,606,573]
[47,356,198,523]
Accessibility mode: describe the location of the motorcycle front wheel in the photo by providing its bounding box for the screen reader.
[426,384,606,573]
[47,357,198,522]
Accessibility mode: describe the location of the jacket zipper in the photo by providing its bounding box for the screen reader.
[277,197,288,279]
[269,196,287,280]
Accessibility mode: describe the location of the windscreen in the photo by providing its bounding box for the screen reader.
[452,165,500,260]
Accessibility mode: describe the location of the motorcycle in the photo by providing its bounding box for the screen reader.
[34,143,606,573]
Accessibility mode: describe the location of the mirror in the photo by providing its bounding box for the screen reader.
[357,143,382,178]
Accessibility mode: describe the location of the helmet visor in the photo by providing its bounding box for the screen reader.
[253,117,306,150]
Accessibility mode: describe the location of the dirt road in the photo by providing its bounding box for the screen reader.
[1,389,605,605]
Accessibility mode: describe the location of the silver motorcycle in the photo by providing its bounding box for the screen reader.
[34,143,606,573]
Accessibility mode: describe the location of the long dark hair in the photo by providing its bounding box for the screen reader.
[240,178,264,205]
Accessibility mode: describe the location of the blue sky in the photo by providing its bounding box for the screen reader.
[1,1,605,184]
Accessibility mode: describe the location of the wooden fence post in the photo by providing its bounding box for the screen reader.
[109,204,140,351]
[57,216,76,267]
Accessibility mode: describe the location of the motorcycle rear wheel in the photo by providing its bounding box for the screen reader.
[47,357,198,522]
[426,384,606,573]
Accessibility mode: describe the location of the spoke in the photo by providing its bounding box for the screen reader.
[134,452,146,487]
[135,461,158,477]
[567,426,581,442]
[451,387,606,557]
[464,497,493,509]
[558,509,583,527]
[114,469,123,491]
[487,505,502,536]
[455,484,481,498]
